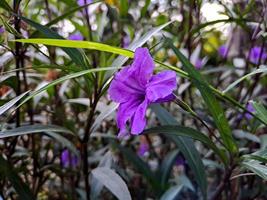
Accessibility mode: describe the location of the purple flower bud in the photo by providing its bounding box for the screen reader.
[61,149,79,168]
[249,46,267,64]
[69,33,83,41]
[218,45,228,58]
[195,58,204,70]
[0,26,5,34]
[138,142,149,156]
[244,102,255,120]
[78,0,92,6]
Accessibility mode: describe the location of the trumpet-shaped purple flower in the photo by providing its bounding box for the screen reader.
[61,149,79,168]
[249,46,267,64]
[108,48,177,137]
[218,45,228,58]
[78,0,92,6]
[69,33,83,41]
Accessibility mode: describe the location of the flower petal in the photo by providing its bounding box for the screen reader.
[154,94,175,103]
[117,97,143,137]
[108,66,144,103]
[146,71,177,102]
[130,48,155,86]
[131,98,149,134]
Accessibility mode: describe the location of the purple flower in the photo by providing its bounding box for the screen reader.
[69,33,83,41]
[138,143,149,156]
[78,0,92,6]
[61,149,79,168]
[195,59,204,70]
[244,102,255,120]
[0,26,4,34]
[249,46,267,64]
[138,136,149,156]
[218,45,228,58]
[108,48,177,137]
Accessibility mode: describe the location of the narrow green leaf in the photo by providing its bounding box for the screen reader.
[91,167,132,200]
[115,144,162,194]
[0,0,12,11]
[15,38,133,58]
[251,101,267,124]
[160,185,183,200]
[143,125,225,163]
[159,149,179,188]
[223,67,267,93]
[242,160,267,180]
[110,20,174,71]
[0,124,73,138]
[151,105,207,199]
[119,0,129,17]
[0,91,29,116]
[16,67,117,108]
[45,131,78,156]
[168,41,238,153]
[141,0,151,17]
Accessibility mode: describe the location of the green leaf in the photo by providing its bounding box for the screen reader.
[15,38,133,58]
[115,144,162,194]
[0,124,73,139]
[0,91,29,116]
[0,0,12,11]
[223,67,267,93]
[91,167,132,200]
[143,126,226,164]
[168,41,238,153]
[242,160,267,180]
[16,67,117,108]
[141,0,151,17]
[251,101,267,124]
[45,131,78,156]
[110,20,174,71]
[160,185,183,200]
[0,155,34,200]
[159,149,179,188]
[119,0,129,17]
[151,105,207,199]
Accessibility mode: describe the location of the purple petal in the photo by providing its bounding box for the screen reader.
[154,94,175,103]
[245,102,255,120]
[146,71,177,102]
[138,142,149,156]
[69,33,83,41]
[195,59,203,70]
[108,66,145,103]
[130,48,155,86]
[249,46,267,64]
[61,149,70,167]
[218,45,228,58]
[71,155,79,167]
[122,35,130,48]
[131,99,149,134]
[117,97,143,136]
[0,27,4,34]
[78,0,92,6]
